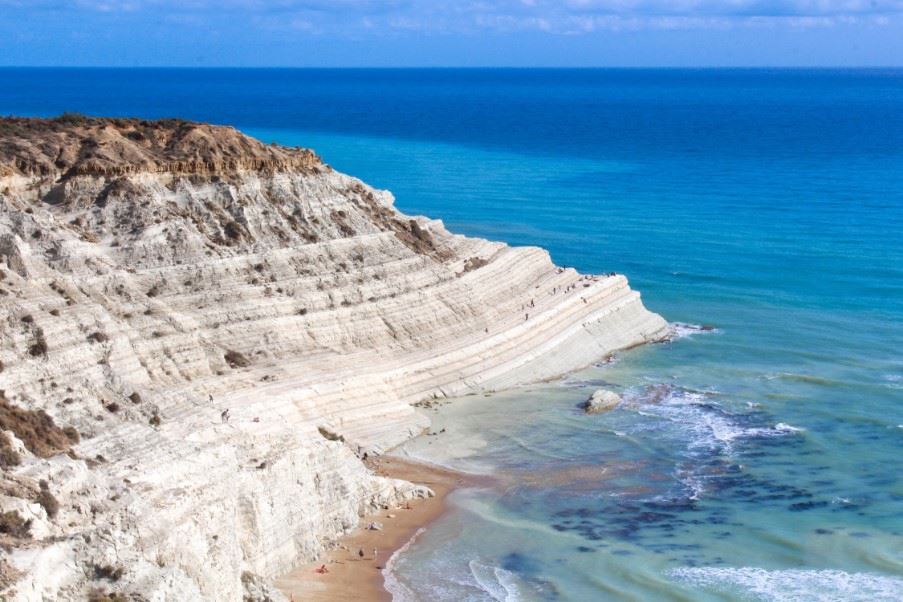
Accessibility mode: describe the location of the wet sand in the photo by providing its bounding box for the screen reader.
[274,455,469,601]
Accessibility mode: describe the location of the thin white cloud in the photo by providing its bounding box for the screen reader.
[2,0,901,33]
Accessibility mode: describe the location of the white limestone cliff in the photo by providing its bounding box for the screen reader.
[0,117,669,600]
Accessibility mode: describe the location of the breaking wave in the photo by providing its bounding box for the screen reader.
[383,528,426,602]
[469,560,526,602]
[621,384,803,455]
[619,384,804,500]
[668,567,903,601]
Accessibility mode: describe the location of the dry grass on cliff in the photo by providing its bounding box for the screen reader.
[0,432,21,468]
[0,557,24,589]
[224,350,251,369]
[87,588,129,602]
[1,114,322,179]
[0,393,78,460]
[0,511,30,539]
[36,480,60,519]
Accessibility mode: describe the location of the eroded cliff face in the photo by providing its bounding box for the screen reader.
[0,116,670,601]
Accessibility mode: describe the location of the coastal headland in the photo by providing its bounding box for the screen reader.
[0,115,668,600]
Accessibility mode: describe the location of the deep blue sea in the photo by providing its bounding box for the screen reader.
[2,68,902,601]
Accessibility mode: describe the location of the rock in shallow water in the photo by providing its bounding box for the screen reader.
[583,389,622,414]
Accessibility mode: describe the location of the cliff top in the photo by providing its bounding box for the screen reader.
[0,114,322,178]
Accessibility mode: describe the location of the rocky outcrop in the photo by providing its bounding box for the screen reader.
[0,116,669,600]
[582,389,622,414]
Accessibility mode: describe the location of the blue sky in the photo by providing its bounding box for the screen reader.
[1,1,902,66]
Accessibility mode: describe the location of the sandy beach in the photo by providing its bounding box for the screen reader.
[274,455,469,601]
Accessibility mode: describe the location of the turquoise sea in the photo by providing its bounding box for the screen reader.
[2,68,902,600]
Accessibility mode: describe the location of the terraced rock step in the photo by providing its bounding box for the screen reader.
[0,116,669,601]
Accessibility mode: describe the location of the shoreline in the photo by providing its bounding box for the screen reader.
[274,455,473,601]
[0,116,668,600]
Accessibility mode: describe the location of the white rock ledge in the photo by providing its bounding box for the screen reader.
[0,119,669,601]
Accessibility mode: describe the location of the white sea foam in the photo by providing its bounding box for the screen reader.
[668,567,903,601]
[677,469,707,501]
[621,385,805,499]
[774,422,805,433]
[626,386,803,451]
[469,560,525,602]
[383,528,426,602]
[669,322,719,339]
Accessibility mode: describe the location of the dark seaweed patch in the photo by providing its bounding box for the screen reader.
[789,500,829,511]
[501,552,539,575]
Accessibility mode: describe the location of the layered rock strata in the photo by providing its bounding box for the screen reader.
[0,116,669,600]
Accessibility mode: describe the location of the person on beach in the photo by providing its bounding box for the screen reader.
[358,548,365,559]
[373,547,378,561]
[220,408,230,423]
[314,564,328,574]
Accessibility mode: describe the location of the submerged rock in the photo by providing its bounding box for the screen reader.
[583,389,621,414]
